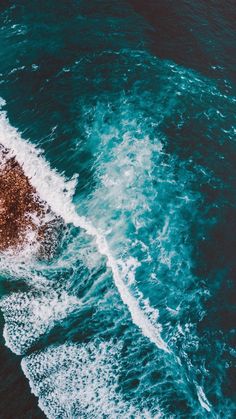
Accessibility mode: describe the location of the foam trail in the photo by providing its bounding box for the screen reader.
[22,341,162,418]
[196,385,212,413]
[71,217,169,352]
[0,107,169,353]
[1,290,80,355]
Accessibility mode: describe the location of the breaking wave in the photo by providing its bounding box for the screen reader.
[0,106,169,352]
[0,41,234,417]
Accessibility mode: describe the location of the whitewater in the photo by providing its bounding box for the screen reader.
[0,105,169,353]
[0,96,214,417]
[0,2,235,415]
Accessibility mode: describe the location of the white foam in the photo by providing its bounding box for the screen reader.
[1,290,79,355]
[22,340,162,418]
[196,385,212,413]
[0,110,78,224]
[0,107,169,353]
[69,217,169,352]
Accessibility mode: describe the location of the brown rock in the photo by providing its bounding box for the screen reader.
[0,144,62,258]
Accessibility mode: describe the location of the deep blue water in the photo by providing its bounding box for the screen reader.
[0,1,235,418]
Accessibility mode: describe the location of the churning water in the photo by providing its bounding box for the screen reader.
[0,1,235,418]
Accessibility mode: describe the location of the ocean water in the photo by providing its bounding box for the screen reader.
[0,1,235,418]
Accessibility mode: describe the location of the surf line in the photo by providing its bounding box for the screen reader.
[0,106,169,353]
[70,214,170,353]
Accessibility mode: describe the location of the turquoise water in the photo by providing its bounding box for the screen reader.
[0,1,235,418]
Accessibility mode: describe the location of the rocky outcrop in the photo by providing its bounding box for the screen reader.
[0,144,62,258]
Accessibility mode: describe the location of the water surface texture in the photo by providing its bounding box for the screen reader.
[0,1,235,418]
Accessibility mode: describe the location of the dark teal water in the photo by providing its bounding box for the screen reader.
[0,1,235,418]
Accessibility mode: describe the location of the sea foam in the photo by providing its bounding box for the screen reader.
[0,105,169,353]
[1,290,80,355]
[22,340,162,419]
